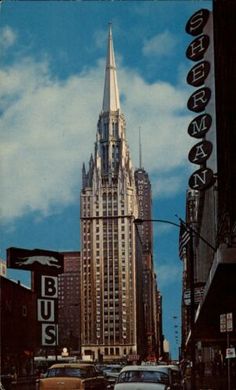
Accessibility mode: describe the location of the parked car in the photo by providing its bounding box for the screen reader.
[156,365,183,389]
[114,365,171,390]
[38,363,109,389]
[102,365,123,389]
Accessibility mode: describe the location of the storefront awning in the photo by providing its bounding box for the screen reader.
[188,247,236,344]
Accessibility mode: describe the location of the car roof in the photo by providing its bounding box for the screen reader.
[167,365,180,370]
[158,364,179,370]
[120,365,168,372]
[49,363,94,369]
[103,365,122,369]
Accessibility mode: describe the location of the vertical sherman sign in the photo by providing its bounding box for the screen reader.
[7,247,63,347]
[185,9,215,191]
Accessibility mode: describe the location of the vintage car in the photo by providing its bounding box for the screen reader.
[114,365,171,390]
[102,365,123,389]
[156,365,183,389]
[38,363,109,389]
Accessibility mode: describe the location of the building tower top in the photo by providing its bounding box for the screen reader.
[102,24,121,112]
[139,127,143,170]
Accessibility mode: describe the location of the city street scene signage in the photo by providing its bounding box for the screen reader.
[185,8,215,191]
[188,140,213,164]
[38,275,59,346]
[187,113,212,139]
[187,61,211,87]
[184,286,204,306]
[7,247,63,274]
[188,168,214,192]
[220,312,233,333]
[185,8,210,36]
[7,247,63,347]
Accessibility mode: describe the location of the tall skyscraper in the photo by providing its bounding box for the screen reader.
[135,138,161,360]
[80,26,144,361]
[58,251,81,354]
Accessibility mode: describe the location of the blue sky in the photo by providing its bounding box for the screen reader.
[0,0,212,359]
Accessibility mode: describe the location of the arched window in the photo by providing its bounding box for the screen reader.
[115,123,119,137]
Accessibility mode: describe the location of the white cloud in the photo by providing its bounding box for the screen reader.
[153,223,175,237]
[152,175,184,198]
[156,263,182,288]
[0,52,191,222]
[93,28,107,50]
[118,67,194,174]
[0,26,17,50]
[142,30,178,57]
[0,58,103,221]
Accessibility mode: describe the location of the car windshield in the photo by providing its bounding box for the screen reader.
[47,367,88,378]
[105,367,122,373]
[117,370,169,384]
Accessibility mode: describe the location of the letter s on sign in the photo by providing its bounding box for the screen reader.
[185,9,210,36]
[42,324,58,346]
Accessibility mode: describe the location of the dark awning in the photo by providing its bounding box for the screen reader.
[188,247,236,345]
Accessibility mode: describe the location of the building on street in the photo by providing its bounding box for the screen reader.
[80,25,158,362]
[58,251,81,356]
[182,2,236,387]
[135,163,163,361]
[0,276,37,377]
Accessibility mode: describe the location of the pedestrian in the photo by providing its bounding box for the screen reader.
[197,355,205,386]
[213,352,222,376]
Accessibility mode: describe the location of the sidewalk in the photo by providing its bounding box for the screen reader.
[197,375,226,389]
[11,376,37,390]
[184,374,233,390]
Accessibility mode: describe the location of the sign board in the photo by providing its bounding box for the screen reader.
[187,60,211,87]
[185,8,210,36]
[187,87,211,113]
[185,9,215,192]
[188,113,212,139]
[188,140,213,165]
[42,324,58,346]
[37,275,58,346]
[184,286,204,306]
[189,167,215,191]
[220,313,233,333]
[220,314,227,333]
[127,355,140,362]
[226,312,233,332]
[7,247,64,274]
[41,275,58,298]
[226,348,236,359]
[7,246,62,348]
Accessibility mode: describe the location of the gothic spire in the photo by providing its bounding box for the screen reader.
[102,24,120,113]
